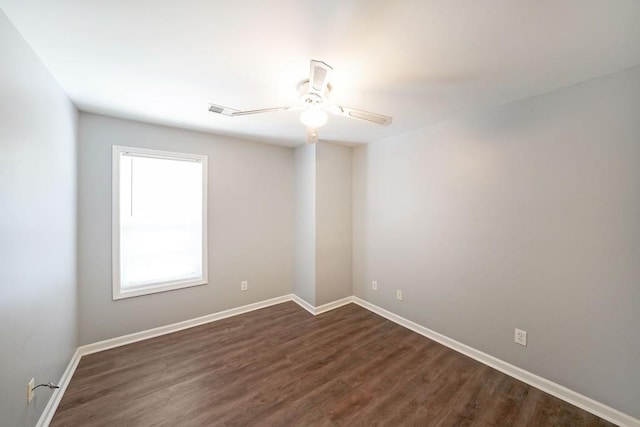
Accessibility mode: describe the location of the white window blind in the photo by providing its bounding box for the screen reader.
[112,146,207,299]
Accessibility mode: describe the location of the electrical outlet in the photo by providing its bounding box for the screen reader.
[372,281,378,291]
[515,328,527,346]
[27,378,34,403]
[396,289,403,301]
[241,281,248,291]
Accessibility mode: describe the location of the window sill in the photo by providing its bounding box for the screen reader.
[112,278,207,300]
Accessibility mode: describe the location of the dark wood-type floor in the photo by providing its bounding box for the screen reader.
[52,302,616,426]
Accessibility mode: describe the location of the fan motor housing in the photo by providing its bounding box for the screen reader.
[297,80,331,105]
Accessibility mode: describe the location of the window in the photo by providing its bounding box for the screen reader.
[112,146,207,299]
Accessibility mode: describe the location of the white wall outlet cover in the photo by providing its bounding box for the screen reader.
[372,281,378,290]
[515,328,527,346]
[396,289,403,301]
[27,378,35,403]
[241,281,248,291]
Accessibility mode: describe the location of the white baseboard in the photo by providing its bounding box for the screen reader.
[36,293,639,427]
[291,294,316,315]
[314,296,354,315]
[351,296,639,427]
[290,294,354,315]
[78,294,292,356]
[36,348,81,427]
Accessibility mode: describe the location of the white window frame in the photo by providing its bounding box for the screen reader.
[112,145,208,300]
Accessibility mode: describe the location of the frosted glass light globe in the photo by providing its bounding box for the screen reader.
[300,107,328,127]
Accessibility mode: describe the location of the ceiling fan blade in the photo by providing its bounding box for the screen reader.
[231,106,298,116]
[208,103,239,116]
[333,106,393,126]
[209,103,299,117]
[307,127,319,144]
[309,60,333,97]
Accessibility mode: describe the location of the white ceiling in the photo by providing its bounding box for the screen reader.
[2,1,640,147]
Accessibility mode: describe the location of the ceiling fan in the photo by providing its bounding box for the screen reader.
[208,60,392,144]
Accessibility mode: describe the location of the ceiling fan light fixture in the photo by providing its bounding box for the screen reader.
[300,107,328,128]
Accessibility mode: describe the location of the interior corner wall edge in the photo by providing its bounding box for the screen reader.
[352,65,640,419]
[0,11,78,427]
[77,112,294,345]
[315,141,353,305]
[293,143,316,306]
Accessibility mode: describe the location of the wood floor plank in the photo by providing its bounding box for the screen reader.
[51,302,617,426]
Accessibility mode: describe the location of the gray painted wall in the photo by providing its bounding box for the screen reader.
[77,113,293,344]
[316,142,352,305]
[0,11,78,427]
[3,5,636,419]
[293,144,316,305]
[353,66,640,417]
